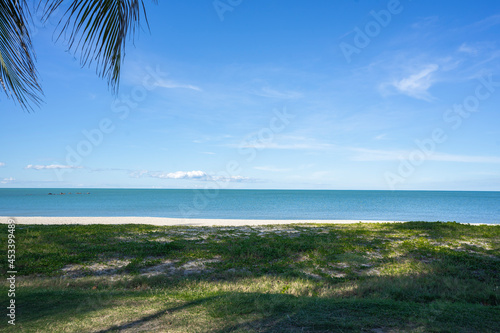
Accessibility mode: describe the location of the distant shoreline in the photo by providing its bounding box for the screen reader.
[0,216,494,226]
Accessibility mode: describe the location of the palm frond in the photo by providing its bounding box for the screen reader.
[0,0,42,111]
[43,0,155,93]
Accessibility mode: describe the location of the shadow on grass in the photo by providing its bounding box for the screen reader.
[1,222,499,331]
[10,288,499,332]
[4,276,499,332]
[2,222,498,276]
[95,297,219,333]
[205,293,499,333]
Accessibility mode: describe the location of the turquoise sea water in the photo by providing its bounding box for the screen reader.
[0,189,498,224]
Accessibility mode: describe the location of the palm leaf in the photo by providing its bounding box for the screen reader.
[42,0,155,93]
[0,0,42,111]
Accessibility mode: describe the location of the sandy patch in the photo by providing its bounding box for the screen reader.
[1,216,403,226]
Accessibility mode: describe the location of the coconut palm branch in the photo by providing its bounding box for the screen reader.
[0,0,42,111]
[43,0,153,93]
[1,0,154,111]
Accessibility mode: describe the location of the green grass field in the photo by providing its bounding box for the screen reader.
[1,222,499,332]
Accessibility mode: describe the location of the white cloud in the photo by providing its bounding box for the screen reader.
[390,64,439,101]
[156,80,202,91]
[129,170,150,178]
[151,170,210,180]
[25,164,83,170]
[216,175,252,182]
[1,177,15,184]
[131,170,253,182]
[0,162,5,167]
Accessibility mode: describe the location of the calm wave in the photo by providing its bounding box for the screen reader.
[0,189,498,224]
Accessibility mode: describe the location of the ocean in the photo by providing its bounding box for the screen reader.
[0,189,498,224]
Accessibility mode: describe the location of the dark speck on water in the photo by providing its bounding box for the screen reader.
[2,189,499,224]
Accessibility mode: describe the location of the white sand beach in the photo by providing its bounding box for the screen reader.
[1,216,404,226]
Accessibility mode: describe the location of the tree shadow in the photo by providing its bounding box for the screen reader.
[3,222,499,331]
[95,296,219,333]
[89,291,500,332]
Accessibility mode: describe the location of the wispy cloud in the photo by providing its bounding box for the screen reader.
[350,148,500,163]
[236,135,334,151]
[193,134,233,144]
[89,167,130,172]
[150,170,211,180]
[430,153,500,163]
[129,170,150,178]
[411,16,439,29]
[130,170,254,182]
[252,87,303,99]
[25,164,83,170]
[1,177,15,184]
[254,166,292,172]
[389,64,439,101]
[350,148,406,161]
[0,162,5,167]
[458,43,478,55]
[156,80,202,91]
[373,133,388,141]
[239,142,333,150]
[467,14,500,31]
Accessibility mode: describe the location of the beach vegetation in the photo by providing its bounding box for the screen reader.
[0,222,499,332]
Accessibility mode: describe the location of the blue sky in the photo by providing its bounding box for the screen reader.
[1,0,500,190]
